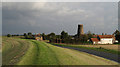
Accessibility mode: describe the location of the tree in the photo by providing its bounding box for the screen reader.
[41,33,45,40]
[105,33,107,35]
[87,31,93,39]
[61,31,69,39]
[47,32,56,42]
[48,32,56,39]
[114,30,120,43]
[102,33,104,35]
[93,33,95,35]
[60,31,70,43]
[7,34,11,37]
[27,32,33,39]
[16,34,19,36]
[28,32,32,36]
[79,34,88,42]
[113,30,119,35]
[56,35,61,39]
[24,33,27,36]
[25,35,29,39]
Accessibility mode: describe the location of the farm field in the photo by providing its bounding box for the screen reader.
[55,43,119,51]
[2,37,118,65]
[53,43,120,54]
[74,45,119,51]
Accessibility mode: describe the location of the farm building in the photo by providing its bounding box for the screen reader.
[90,35,117,44]
[34,33,43,41]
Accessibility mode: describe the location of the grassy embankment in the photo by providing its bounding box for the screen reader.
[0,36,2,66]
[52,43,120,55]
[2,37,118,65]
[2,37,30,65]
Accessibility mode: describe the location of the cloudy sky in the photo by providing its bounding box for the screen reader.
[2,2,118,35]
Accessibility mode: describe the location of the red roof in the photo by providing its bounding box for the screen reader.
[35,33,41,37]
[98,35,114,38]
[93,35,98,37]
[91,38,99,42]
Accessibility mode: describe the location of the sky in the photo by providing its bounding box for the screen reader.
[2,2,118,35]
[2,0,120,2]
[119,2,120,32]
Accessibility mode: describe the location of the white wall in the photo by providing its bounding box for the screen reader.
[100,38,113,44]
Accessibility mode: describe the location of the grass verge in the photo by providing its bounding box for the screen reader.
[52,43,120,55]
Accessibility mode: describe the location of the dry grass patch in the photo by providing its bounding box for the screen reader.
[76,45,119,51]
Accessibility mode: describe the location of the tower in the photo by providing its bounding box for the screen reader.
[77,24,84,37]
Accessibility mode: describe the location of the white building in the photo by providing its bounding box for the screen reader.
[91,35,116,44]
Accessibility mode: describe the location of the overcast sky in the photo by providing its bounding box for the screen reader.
[2,2,118,35]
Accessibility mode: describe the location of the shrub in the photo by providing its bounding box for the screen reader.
[7,34,11,37]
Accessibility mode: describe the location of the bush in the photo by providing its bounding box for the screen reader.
[7,34,11,37]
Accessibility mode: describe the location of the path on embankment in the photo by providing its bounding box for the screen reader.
[53,44,119,63]
[2,37,118,65]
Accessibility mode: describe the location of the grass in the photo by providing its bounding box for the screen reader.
[76,45,119,51]
[17,40,37,65]
[2,37,30,65]
[2,37,119,65]
[18,40,59,65]
[0,36,2,52]
[0,52,2,66]
[0,36,1,66]
[52,43,120,55]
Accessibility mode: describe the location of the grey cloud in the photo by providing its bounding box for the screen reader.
[3,0,119,2]
[2,2,118,35]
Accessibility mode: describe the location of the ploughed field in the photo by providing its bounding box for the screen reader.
[2,37,118,65]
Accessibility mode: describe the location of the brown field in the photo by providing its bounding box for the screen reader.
[75,45,119,51]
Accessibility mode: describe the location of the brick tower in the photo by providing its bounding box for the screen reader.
[77,24,84,37]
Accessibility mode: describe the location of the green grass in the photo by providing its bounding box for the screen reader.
[2,37,30,65]
[52,43,120,55]
[18,40,59,65]
[2,37,118,65]
[17,40,37,65]
[17,40,118,65]
[0,52,2,66]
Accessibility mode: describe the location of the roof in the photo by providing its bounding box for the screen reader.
[91,38,99,42]
[93,35,98,37]
[98,35,115,38]
[35,33,42,37]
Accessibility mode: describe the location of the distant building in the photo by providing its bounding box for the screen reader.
[77,24,84,37]
[34,33,43,41]
[90,35,117,44]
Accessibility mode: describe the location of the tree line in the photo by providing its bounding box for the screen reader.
[6,30,120,44]
[41,31,94,44]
